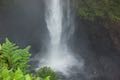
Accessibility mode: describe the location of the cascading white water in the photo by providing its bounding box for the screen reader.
[38,0,83,75]
[45,0,64,71]
[46,0,62,46]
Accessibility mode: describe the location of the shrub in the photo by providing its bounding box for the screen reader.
[36,67,58,80]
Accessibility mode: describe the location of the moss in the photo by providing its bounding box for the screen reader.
[74,0,120,21]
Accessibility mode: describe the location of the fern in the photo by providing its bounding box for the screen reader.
[0,67,52,80]
[0,38,58,80]
[0,67,39,80]
[0,38,31,72]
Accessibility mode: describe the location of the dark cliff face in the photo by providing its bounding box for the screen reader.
[107,22,120,51]
[68,13,120,80]
[66,2,120,79]
[0,0,49,55]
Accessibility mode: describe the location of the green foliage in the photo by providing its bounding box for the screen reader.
[0,38,31,72]
[0,38,58,80]
[74,0,120,21]
[0,67,40,80]
[36,67,58,80]
[0,67,54,80]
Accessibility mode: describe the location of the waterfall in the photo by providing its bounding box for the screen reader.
[46,0,62,46]
[38,0,83,75]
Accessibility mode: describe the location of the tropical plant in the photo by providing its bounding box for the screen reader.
[0,38,58,80]
[0,67,41,80]
[36,67,58,80]
[0,38,31,72]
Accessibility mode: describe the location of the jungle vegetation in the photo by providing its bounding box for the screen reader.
[0,39,58,80]
[73,0,120,21]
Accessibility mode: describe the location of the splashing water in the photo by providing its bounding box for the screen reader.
[38,0,83,75]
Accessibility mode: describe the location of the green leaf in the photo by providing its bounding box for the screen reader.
[1,68,10,79]
[44,76,50,80]
[14,68,24,80]
[25,74,32,80]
